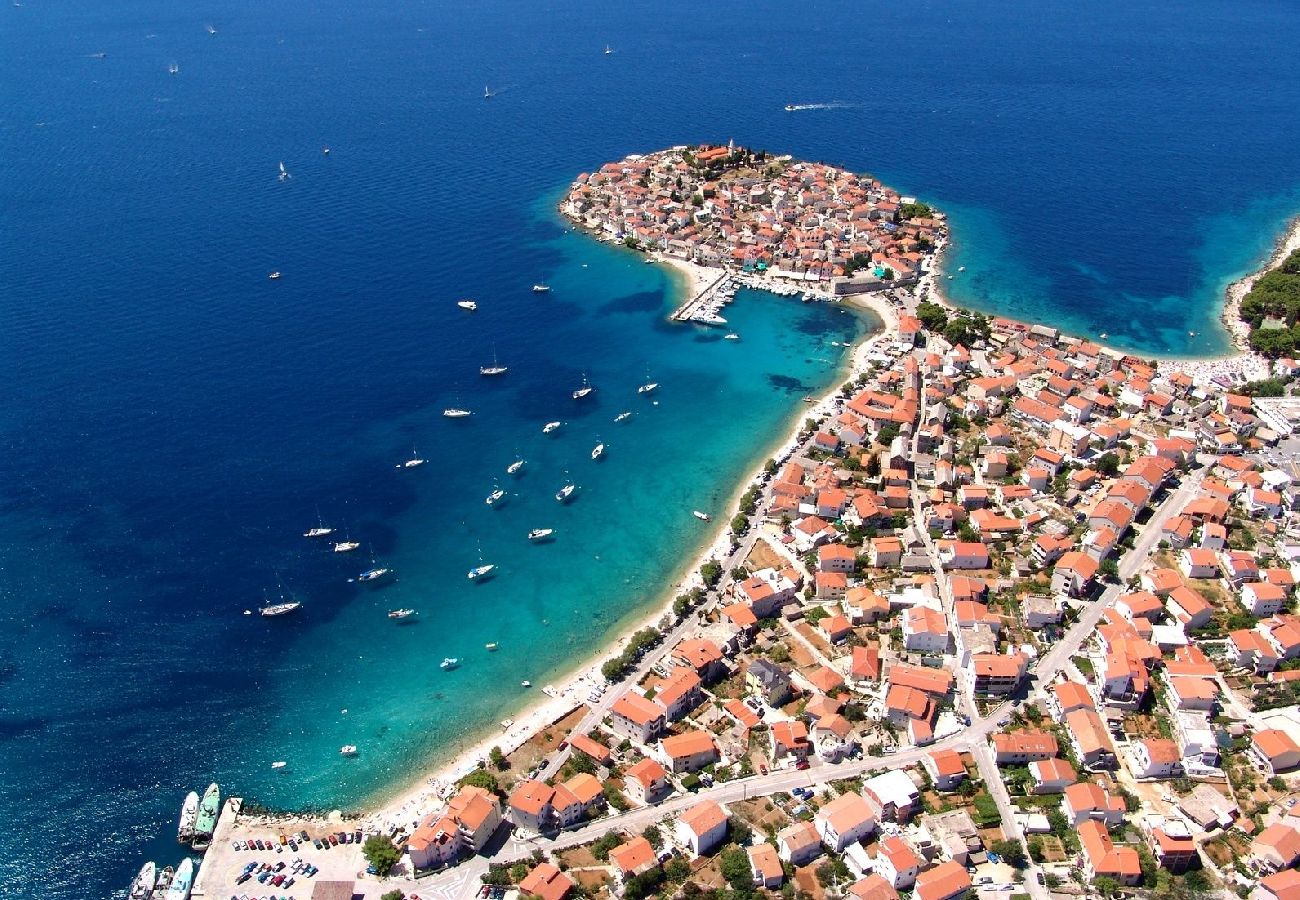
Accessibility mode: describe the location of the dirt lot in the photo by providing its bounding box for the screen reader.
[502,707,587,788]
[1203,831,1251,869]
[728,797,792,836]
[746,540,787,572]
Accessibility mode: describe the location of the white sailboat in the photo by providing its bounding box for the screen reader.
[340,745,358,756]
[333,537,360,553]
[443,406,472,418]
[480,345,507,376]
[591,442,605,460]
[303,511,333,539]
[468,562,495,581]
[637,380,658,394]
[399,446,425,468]
[572,372,594,399]
[278,161,290,182]
[556,483,576,503]
[486,485,505,506]
[483,85,495,99]
[532,284,551,293]
[614,411,632,422]
[506,458,525,475]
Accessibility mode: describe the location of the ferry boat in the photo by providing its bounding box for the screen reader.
[457,299,477,310]
[340,744,358,756]
[440,657,460,670]
[555,483,576,503]
[614,411,631,423]
[176,791,199,843]
[399,447,426,468]
[333,539,360,553]
[259,600,301,617]
[268,271,281,280]
[542,421,562,433]
[467,563,495,581]
[486,487,505,506]
[637,382,658,394]
[480,346,507,376]
[130,861,156,900]
[591,443,605,460]
[165,858,194,900]
[527,528,554,542]
[388,608,416,620]
[532,284,551,293]
[692,510,711,522]
[190,783,220,851]
[443,407,472,418]
[507,458,525,475]
[572,373,594,399]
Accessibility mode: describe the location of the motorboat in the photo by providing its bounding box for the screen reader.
[614,411,631,423]
[168,62,179,74]
[441,657,459,670]
[604,44,614,55]
[485,642,499,651]
[153,866,174,896]
[268,271,281,280]
[271,760,287,770]
[784,103,796,111]
[724,333,740,340]
[332,540,360,553]
[129,861,156,900]
[457,299,477,311]
[340,745,358,756]
[507,458,525,475]
[176,790,199,843]
[637,382,658,394]
[443,407,472,418]
[542,421,562,433]
[555,484,576,503]
[190,784,220,851]
[165,858,194,900]
[521,680,531,688]
[591,443,605,460]
[388,608,416,620]
[259,600,301,617]
[483,86,495,99]
[532,284,551,293]
[692,510,711,522]
[486,487,505,506]
[467,563,496,581]
[528,528,554,542]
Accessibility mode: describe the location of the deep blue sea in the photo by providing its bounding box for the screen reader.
[3,1,1300,896]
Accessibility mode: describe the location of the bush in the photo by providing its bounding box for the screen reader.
[591,832,622,862]
[458,769,499,794]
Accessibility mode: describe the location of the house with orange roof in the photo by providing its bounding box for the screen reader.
[1252,729,1300,774]
[747,842,784,889]
[653,667,703,722]
[902,605,949,653]
[1062,782,1127,826]
[659,730,719,773]
[519,863,575,900]
[407,814,466,871]
[676,799,729,856]
[610,692,666,744]
[1078,820,1141,886]
[1243,581,1287,617]
[913,859,971,900]
[923,749,967,791]
[1124,738,1182,780]
[1029,758,1077,794]
[814,791,876,851]
[442,783,503,853]
[1166,585,1213,630]
[507,779,557,832]
[1048,681,1095,721]
[888,663,954,696]
[623,758,670,806]
[770,720,812,760]
[1252,822,1300,874]
[777,820,823,866]
[818,542,856,573]
[1180,547,1218,580]
[874,835,920,889]
[968,651,1028,696]
[609,836,657,884]
[806,664,846,696]
[1065,708,1117,770]
[936,540,989,570]
[851,644,881,683]
[1254,868,1300,900]
[816,572,849,602]
[568,733,612,767]
[991,731,1058,764]
[869,536,903,568]
[1144,817,1199,874]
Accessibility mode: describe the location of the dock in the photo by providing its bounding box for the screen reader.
[669,271,731,323]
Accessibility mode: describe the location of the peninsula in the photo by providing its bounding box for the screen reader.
[151,150,1300,900]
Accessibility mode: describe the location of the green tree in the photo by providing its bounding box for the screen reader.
[591,832,622,861]
[382,891,405,900]
[643,824,664,851]
[720,846,754,892]
[1094,876,1120,898]
[991,839,1027,868]
[363,834,402,878]
[458,769,499,794]
[489,746,507,770]
[482,864,513,886]
[916,300,948,332]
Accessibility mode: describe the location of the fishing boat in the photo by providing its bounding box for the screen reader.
[637,382,658,394]
[443,407,472,418]
[527,528,554,542]
[614,411,631,423]
[572,372,593,399]
[555,483,576,503]
[340,744,358,756]
[268,271,281,280]
[440,657,459,670]
[129,861,156,900]
[507,458,525,475]
[399,447,426,468]
[165,858,194,900]
[467,563,496,581]
[278,161,290,182]
[259,600,301,617]
[542,421,562,433]
[457,299,477,310]
[333,539,360,553]
[485,642,499,651]
[591,443,605,460]
[190,783,220,851]
[271,760,287,770]
[176,791,199,843]
[388,608,416,620]
[532,284,551,293]
[692,510,711,522]
[485,487,505,506]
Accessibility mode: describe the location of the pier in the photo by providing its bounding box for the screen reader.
[669,269,731,323]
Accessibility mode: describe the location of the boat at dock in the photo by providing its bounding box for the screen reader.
[457,299,477,310]
[555,483,576,503]
[532,284,551,293]
[388,608,416,620]
[176,791,199,843]
[507,458,525,475]
[528,528,554,542]
[164,858,194,900]
[190,783,220,851]
[692,510,711,522]
[153,866,174,896]
[340,744,358,756]
[129,861,156,899]
[572,372,594,399]
[468,563,496,581]
[333,539,360,553]
[259,600,301,617]
[440,657,459,670]
[591,443,605,460]
[542,421,562,433]
[443,407,472,418]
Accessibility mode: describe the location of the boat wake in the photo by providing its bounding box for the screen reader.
[783,102,856,112]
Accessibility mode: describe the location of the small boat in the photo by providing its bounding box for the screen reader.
[332,540,360,553]
[399,446,426,468]
[556,483,576,503]
[692,510,711,522]
[205,23,217,34]
[483,85,495,99]
[802,396,815,403]
[958,265,966,272]
[724,333,740,340]
[486,487,505,506]
[268,271,281,280]
[271,761,287,770]
[190,783,220,851]
[485,642,499,651]
[388,608,416,620]
[604,44,614,55]
[357,565,391,583]
[259,600,301,617]
[457,299,477,311]
[154,866,174,896]
[614,411,631,423]
[532,284,551,293]
[521,680,532,688]
[129,861,156,900]
[528,528,554,542]
[340,745,358,756]
[784,103,796,111]
[443,407,472,418]
[507,458,525,475]
[177,790,199,843]
[637,382,658,394]
[441,657,459,670]
[542,421,562,433]
[278,161,290,182]
[165,858,195,900]
[168,62,179,74]
[591,443,605,460]
[1099,332,1108,339]
[468,563,496,581]
[572,372,594,400]
[322,146,330,155]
